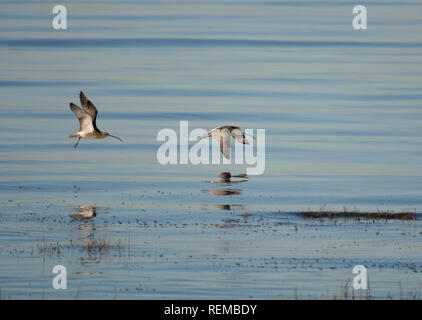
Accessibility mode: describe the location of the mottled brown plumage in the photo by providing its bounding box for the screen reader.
[69,91,123,148]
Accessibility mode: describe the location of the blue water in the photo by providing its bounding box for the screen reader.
[0,0,421,299]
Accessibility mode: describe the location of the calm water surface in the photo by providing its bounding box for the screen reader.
[0,0,422,299]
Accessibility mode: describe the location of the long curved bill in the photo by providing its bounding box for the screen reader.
[199,132,210,140]
[109,134,123,142]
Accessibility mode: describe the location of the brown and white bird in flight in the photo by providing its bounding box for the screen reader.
[69,91,123,148]
[200,126,255,159]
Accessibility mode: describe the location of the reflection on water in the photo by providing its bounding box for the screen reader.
[204,189,242,196]
[204,172,248,184]
[70,205,97,251]
[70,205,102,266]
[75,223,96,244]
[70,205,97,222]
[214,204,247,211]
[203,172,248,210]
[68,205,128,268]
[1,0,422,300]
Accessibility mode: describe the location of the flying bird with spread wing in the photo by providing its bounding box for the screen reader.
[200,126,255,159]
[68,91,123,148]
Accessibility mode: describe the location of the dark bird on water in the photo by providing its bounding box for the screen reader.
[69,91,123,148]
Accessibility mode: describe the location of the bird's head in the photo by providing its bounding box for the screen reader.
[104,132,123,142]
[200,131,212,140]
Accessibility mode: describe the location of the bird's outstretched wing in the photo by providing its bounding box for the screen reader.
[230,127,249,144]
[213,128,231,159]
[69,103,95,133]
[79,91,88,108]
[70,103,84,119]
[79,91,98,120]
[79,91,99,130]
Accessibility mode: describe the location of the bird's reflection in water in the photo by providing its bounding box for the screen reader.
[206,189,242,196]
[204,172,248,184]
[70,205,100,266]
[70,205,97,243]
[203,172,248,211]
[215,204,246,211]
[71,205,97,222]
